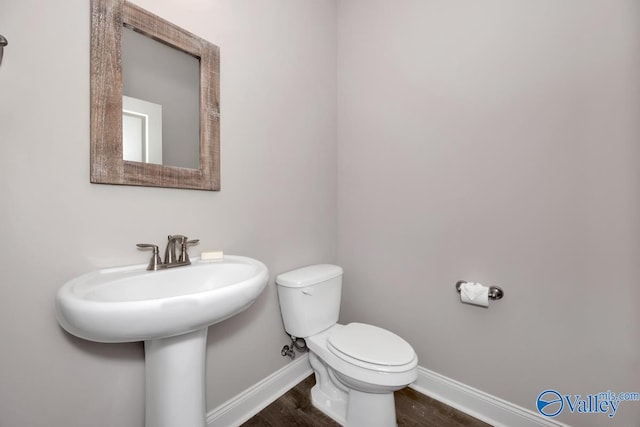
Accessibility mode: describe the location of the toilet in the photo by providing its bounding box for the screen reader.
[275,264,418,427]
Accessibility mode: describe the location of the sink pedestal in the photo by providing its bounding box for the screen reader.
[144,328,208,427]
[55,255,269,426]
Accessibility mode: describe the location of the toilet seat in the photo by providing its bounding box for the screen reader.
[328,323,416,371]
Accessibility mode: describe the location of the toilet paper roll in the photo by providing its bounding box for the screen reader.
[460,282,489,307]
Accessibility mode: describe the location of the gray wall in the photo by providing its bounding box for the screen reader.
[1,0,639,426]
[0,0,336,426]
[337,1,640,426]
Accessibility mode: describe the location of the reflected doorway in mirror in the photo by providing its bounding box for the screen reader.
[122,96,163,165]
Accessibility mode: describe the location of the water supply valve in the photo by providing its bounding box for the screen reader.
[280,336,308,359]
[281,344,295,359]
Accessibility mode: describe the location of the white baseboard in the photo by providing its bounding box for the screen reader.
[206,358,570,427]
[206,353,312,427]
[411,366,571,427]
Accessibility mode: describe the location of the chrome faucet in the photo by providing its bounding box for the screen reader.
[137,235,200,271]
[164,235,184,265]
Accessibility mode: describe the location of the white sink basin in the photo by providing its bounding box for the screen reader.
[56,255,269,427]
[56,255,269,343]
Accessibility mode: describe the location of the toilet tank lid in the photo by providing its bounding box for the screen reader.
[276,264,343,288]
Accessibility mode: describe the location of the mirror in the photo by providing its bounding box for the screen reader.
[90,0,220,190]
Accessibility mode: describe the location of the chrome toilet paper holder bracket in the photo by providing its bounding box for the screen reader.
[456,280,504,301]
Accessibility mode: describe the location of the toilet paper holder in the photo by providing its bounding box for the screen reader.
[455,280,504,301]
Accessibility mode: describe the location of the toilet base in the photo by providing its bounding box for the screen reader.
[310,382,347,425]
[310,380,398,427]
[347,389,397,427]
[309,352,348,425]
[308,352,398,427]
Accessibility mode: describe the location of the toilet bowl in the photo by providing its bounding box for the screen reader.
[275,265,418,427]
[307,323,418,426]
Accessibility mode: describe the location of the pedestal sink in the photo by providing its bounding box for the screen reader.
[55,255,269,427]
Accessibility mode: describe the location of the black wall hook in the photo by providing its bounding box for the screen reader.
[0,34,7,66]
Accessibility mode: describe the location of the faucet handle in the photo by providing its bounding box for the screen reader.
[136,243,164,271]
[179,239,200,263]
[136,243,159,251]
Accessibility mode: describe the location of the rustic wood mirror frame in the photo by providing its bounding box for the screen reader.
[90,0,220,190]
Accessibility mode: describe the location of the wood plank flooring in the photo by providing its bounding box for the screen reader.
[241,375,492,427]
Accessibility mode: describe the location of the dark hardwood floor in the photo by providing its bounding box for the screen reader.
[241,375,492,427]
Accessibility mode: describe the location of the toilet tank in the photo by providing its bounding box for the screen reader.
[275,264,343,338]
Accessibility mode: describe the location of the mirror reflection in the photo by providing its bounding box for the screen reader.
[122,95,163,164]
[121,26,200,169]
